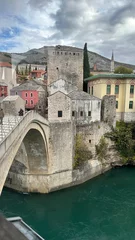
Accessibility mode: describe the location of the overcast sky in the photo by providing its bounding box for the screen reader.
[0,0,135,64]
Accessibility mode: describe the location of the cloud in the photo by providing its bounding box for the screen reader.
[0,0,135,64]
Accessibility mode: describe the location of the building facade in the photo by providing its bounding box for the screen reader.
[48,80,101,124]
[30,70,46,79]
[0,62,17,95]
[10,81,46,115]
[2,96,25,116]
[85,74,135,122]
[47,45,83,90]
[68,90,101,124]
[0,82,8,97]
[48,78,78,96]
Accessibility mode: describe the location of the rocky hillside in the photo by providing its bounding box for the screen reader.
[0,46,135,71]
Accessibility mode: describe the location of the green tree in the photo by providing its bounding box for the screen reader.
[83,43,90,92]
[29,64,31,74]
[25,65,28,75]
[105,121,135,163]
[74,134,92,168]
[114,66,133,74]
[16,64,19,74]
[95,137,108,162]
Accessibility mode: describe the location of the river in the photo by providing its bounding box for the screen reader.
[0,167,135,240]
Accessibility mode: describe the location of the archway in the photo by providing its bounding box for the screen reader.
[4,128,48,192]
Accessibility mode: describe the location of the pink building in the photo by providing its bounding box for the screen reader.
[10,80,47,115]
[21,90,38,109]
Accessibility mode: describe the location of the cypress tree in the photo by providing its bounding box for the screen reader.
[83,43,90,92]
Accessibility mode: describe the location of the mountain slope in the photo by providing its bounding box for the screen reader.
[0,46,135,71]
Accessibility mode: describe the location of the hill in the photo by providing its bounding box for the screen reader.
[0,46,135,71]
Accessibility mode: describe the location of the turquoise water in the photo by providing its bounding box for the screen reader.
[0,167,135,240]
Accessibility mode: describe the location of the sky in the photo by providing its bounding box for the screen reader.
[0,0,135,64]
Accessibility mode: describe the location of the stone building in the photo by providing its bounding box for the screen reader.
[48,89,101,124]
[48,91,72,122]
[11,80,47,116]
[47,45,83,90]
[68,90,101,124]
[48,78,78,95]
[2,95,25,116]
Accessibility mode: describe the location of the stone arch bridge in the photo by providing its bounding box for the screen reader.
[0,111,50,194]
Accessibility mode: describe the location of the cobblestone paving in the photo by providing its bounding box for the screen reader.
[0,116,23,143]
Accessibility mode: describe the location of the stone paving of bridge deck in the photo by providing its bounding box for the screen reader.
[0,116,23,143]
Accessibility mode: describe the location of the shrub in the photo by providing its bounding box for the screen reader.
[105,121,135,163]
[74,134,92,169]
[95,137,108,162]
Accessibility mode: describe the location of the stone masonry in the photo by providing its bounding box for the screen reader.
[47,45,83,90]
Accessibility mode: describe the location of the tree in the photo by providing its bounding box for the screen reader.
[25,65,28,75]
[83,43,90,92]
[74,134,92,168]
[114,66,133,74]
[16,65,19,74]
[29,64,31,74]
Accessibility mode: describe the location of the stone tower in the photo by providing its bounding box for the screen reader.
[47,45,83,90]
[111,51,114,73]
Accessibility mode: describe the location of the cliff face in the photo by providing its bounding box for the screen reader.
[0,46,135,71]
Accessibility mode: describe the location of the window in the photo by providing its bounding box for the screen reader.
[31,92,33,97]
[73,53,75,55]
[80,111,83,116]
[25,92,27,97]
[72,111,75,117]
[89,140,91,143]
[129,101,133,109]
[106,85,111,94]
[57,51,59,55]
[26,100,28,104]
[116,101,118,109]
[31,100,33,104]
[61,52,63,55]
[58,111,62,117]
[88,111,91,116]
[16,92,17,95]
[130,85,134,94]
[88,87,90,94]
[38,105,41,109]
[115,85,119,94]
[65,52,67,55]
[92,86,93,95]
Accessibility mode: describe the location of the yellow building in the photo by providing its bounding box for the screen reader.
[85,74,135,122]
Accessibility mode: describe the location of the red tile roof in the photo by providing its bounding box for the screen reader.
[0,62,12,68]
[31,70,46,74]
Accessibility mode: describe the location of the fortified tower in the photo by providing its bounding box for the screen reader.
[47,45,83,90]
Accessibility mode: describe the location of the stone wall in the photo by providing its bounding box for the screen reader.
[48,91,72,121]
[76,121,111,156]
[48,79,78,95]
[72,99,101,124]
[49,121,73,173]
[101,95,116,127]
[2,97,25,116]
[47,46,83,90]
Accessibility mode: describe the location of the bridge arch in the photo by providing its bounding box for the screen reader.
[0,111,50,194]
